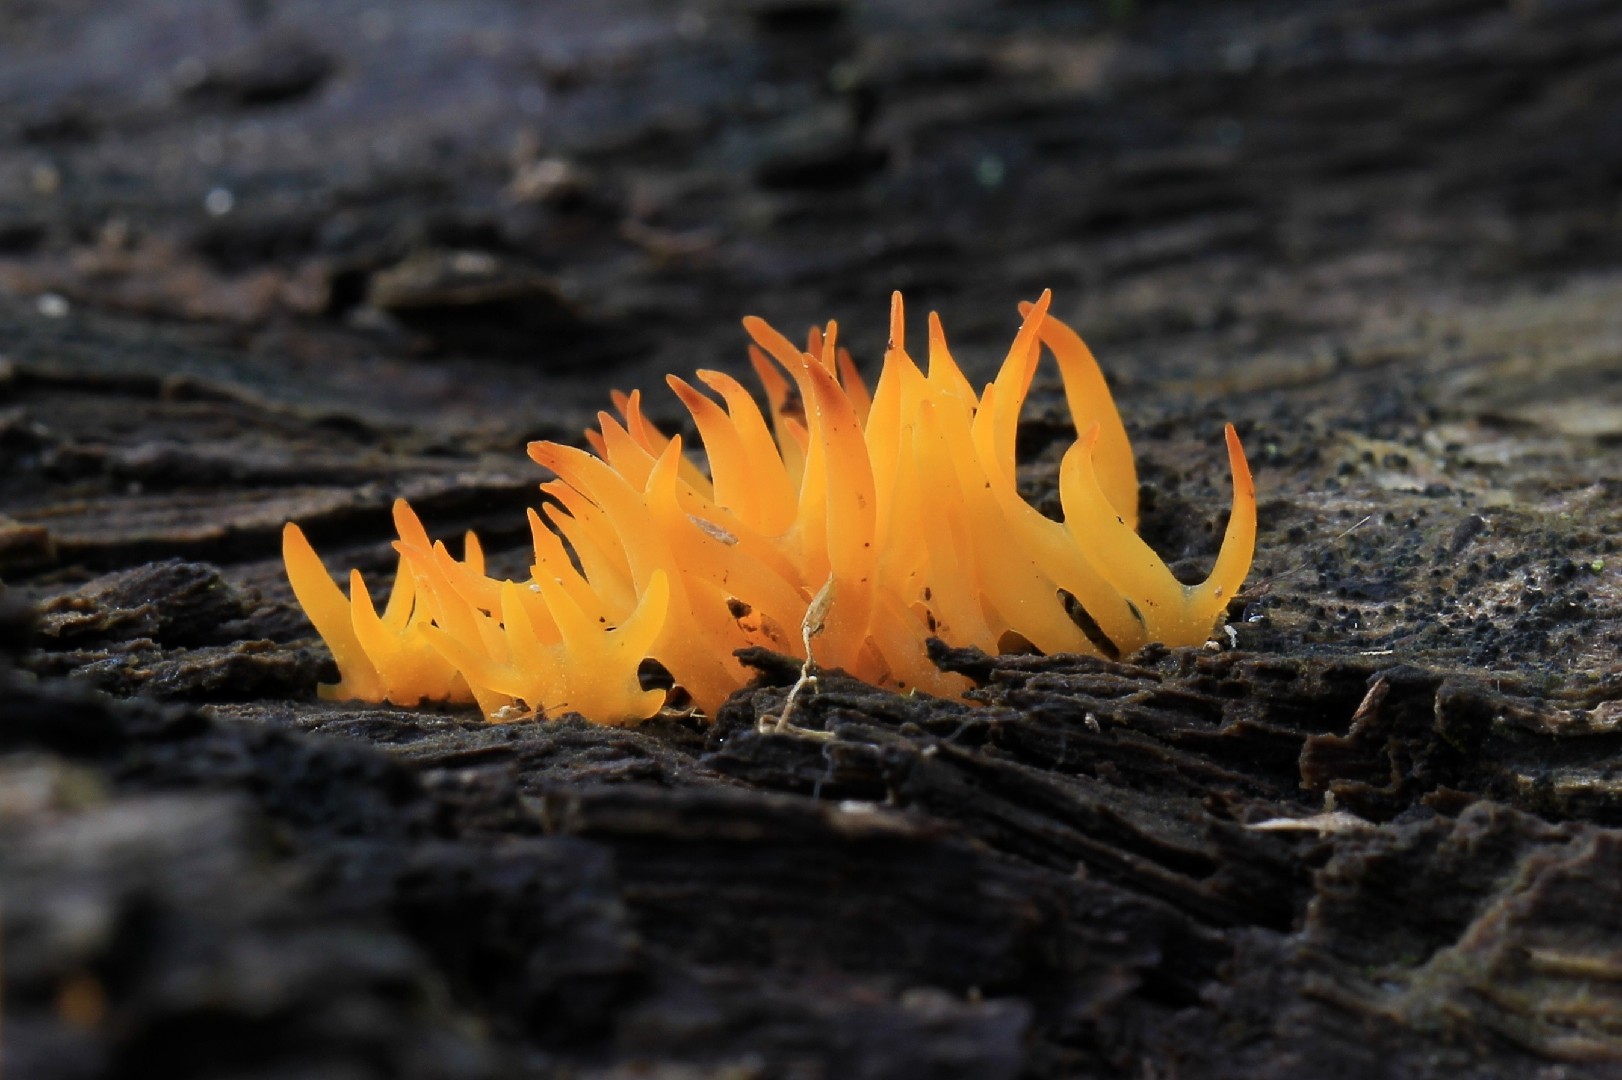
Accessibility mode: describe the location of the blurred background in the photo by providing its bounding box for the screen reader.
[4,0,1619,399]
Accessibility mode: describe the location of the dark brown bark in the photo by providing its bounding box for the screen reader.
[2,1,1620,1076]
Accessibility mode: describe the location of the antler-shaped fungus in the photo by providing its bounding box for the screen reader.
[282,292,1256,723]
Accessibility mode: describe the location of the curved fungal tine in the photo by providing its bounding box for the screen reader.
[345,568,399,699]
[282,523,382,700]
[1057,424,1187,641]
[1183,423,1258,638]
[925,311,977,405]
[1020,300,1138,529]
[981,291,1051,485]
[668,373,755,520]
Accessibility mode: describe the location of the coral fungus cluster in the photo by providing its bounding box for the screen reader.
[283,291,1256,724]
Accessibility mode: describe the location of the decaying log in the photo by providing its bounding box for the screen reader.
[3,0,1621,1075]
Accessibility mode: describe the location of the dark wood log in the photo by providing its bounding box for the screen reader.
[3,0,1620,1076]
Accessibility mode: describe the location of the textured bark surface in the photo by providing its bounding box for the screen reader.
[2,1,1621,1077]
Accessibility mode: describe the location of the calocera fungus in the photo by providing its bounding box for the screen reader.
[283,291,1256,723]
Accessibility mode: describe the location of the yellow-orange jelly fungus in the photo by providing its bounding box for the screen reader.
[283,291,1256,725]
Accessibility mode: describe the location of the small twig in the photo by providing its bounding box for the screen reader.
[760,575,836,739]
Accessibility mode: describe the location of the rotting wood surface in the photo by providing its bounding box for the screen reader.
[2,1,1621,1077]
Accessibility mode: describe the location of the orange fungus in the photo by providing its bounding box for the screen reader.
[282,292,1257,723]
